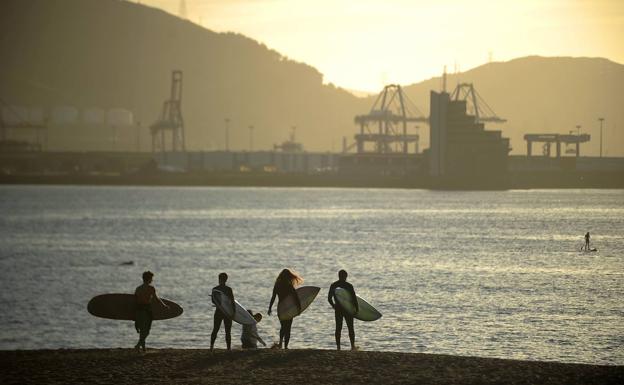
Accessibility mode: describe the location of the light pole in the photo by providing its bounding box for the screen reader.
[224,118,230,151]
[248,125,254,151]
[598,117,604,157]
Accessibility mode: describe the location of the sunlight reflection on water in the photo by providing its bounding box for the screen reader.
[0,186,623,364]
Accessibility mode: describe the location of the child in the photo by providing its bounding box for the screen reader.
[241,310,264,349]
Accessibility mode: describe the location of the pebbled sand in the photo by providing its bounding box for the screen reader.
[1,349,622,385]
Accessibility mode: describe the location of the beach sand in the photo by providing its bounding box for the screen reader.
[1,349,622,385]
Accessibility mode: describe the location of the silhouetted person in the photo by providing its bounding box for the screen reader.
[268,268,303,349]
[241,310,263,349]
[328,269,358,350]
[584,232,591,251]
[210,272,235,350]
[134,271,168,352]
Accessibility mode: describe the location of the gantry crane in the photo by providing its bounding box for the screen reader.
[450,83,506,124]
[150,70,185,152]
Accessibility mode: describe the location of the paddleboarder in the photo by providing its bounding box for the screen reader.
[584,232,591,251]
[328,269,359,350]
[268,268,303,349]
[134,271,168,353]
[210,272,236,350]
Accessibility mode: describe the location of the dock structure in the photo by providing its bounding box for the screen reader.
[150,70,185,153]
[524,133,591,158]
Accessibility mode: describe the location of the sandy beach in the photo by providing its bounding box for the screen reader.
[1,349,622,385]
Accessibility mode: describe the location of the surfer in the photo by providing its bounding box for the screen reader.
[328,270,358,350]
[210,272,236,351]
[241,310,263,349]
[268,268,303,349]
[584,232,591,251]
[134,271,168,353]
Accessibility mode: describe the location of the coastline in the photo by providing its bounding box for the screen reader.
[1,349,622,385]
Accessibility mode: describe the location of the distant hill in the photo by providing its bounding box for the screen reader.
[0,0,368,152]
[1,0,622,156]
[398,56,624,156]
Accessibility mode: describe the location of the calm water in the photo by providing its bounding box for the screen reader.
[0,186,623,364]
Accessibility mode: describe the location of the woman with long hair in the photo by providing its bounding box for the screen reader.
[268,268,303,349]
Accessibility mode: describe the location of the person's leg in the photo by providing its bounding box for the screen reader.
[141,314,152,351]
[210,310,223,350]
[284,319,293,349]
[279,320,286,348]
[345,315,355,350]
[334,308,343,350]
[224,317,232,350]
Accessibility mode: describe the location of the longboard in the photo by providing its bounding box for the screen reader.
[334,288,382,321]
[211,289,256,325]
[277,286,320,321]
[87,293,183,321]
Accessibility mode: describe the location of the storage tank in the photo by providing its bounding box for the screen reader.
[107,108,134,126]
[51,106,79,125]
[83,107,105,125]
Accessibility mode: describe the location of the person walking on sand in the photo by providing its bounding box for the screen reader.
[268,269,303,349]
[328,270,359,350]
[135,271,168,353]
[210,272,236,351]
[584,232,591,251]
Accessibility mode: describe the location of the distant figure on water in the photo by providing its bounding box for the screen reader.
[210,272,236,350]
[328,269,358,350]
[584,232,591,251]
[241,310,263,349]
[134,271,168,352]
[268,268,303,349]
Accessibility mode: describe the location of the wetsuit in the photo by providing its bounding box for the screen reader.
[272,281,300,348]
[328,280,358,349]
[585,232,590,250]
[211,284,234,349]
[135,284,156,349]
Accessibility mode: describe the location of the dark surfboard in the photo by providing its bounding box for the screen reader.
[87,293,183,321]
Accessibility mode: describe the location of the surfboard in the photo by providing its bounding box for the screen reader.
[334,288,382,321]
[211,289,256,325]
[87,293,183,321]
[277,286,320,321]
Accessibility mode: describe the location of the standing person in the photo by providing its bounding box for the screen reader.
[210,272,236,351]
[584,232,591,251]
[328,270,359,350]
[134,271,168,353]
[268,269,303,349]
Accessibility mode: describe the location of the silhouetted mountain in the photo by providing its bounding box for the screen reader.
[398,56,624,156]
[0,0,367,151]
[1,0,622,156]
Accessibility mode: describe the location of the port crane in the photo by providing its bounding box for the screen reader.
[150,70,185,152]
[450,83,506,124]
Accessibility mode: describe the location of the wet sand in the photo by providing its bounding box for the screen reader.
[1,349,622,385]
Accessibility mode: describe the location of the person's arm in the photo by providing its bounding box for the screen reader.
[229,288,236,315]
[290,285,302,313]
[328,283,335,308]
[153,288,169,308]
[349,285,359,313]
[268,286,277,315]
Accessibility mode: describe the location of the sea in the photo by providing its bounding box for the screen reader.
[0,185,622,365]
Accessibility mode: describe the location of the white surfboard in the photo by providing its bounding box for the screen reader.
[211,289,256,325]
[334,288,382,321]
[277,286,320,321]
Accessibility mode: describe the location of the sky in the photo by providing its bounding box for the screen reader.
[137,0,624,92]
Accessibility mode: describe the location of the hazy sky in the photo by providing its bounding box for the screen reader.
[138,0,624,92]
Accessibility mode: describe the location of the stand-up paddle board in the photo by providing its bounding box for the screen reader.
[277,286,320,321]
[211,289,256,325]
[87,294,183,321]
[334,288,382,321]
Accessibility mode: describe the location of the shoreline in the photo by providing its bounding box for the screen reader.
[1,349,622,385]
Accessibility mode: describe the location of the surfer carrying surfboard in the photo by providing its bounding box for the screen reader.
[210,272,236,351]
[134,271,168,353]
[268,268,303,349]
[328,270,358,350]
